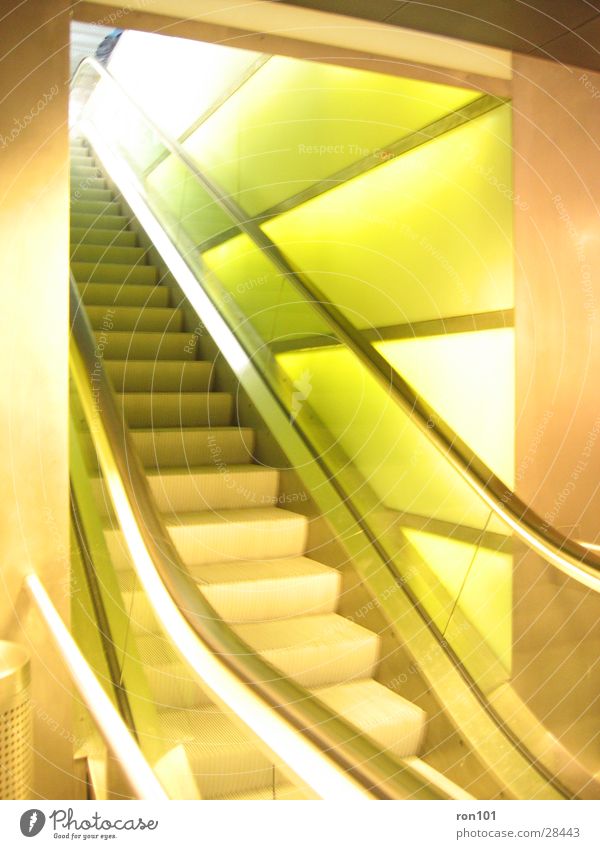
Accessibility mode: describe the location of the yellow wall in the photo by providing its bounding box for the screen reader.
[0,0,74,798]
[183,54,479,215]
[264,105,513,327]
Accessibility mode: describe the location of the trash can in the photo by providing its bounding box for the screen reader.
[0,641,32,799]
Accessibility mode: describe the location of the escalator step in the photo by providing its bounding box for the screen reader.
[316,679,426,758]
[78,283,169,308]
[110,464,280,513]
[130,427,255,468]
[220,783,308,800]
[105,359,212,391]
[165,507,309,565]
[70,164,102,178]
[116,391,232,427]
[71,188,113,202]
[71,227,138,246]
[159,707,278,799]
[159,465,278,512]
[117,554,339,630]
[191,556,341,623]
[134,633,211,709]
[71,244,147,264]
[72,261,157,285]
[86,305,183,332]
[235,613,380,689]
[104,507,309,570]
[71,199,122,215]
[71,213,130,230]
[92,330,195,360]
[70,178,108,193]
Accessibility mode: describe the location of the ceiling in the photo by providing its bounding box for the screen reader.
[277,1,600,71]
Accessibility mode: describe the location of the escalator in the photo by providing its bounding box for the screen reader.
[69,136,455,800]
[68,56,600,801]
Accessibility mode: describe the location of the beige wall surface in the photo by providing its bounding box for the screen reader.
[0,0,75,798]
[512,54,600,771]
[513,54,600,541]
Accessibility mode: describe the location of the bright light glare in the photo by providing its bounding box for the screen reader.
[107,31,262,138]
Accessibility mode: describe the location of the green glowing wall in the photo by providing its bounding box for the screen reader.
[198,100,514,669]
[201,106,515,486]
[112,33,515,671]
[147,56,480,245]
[181,55,479,215]
[264,104,513,328]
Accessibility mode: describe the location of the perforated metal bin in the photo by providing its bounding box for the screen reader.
[0,641,32,799]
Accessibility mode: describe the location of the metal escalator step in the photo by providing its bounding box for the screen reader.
[191,556,341,623]
[117,554,339,634]
[69,145,89,158]
[71,227,137,246]
[70,175,106,191]
[71,186,109,202]
[70,164,101,178]
[315,679,426,758]
[105,359,211,391]
[159,707,277,799]
[104,507,308,571]
[72,261,156,285]
[166,507,309,566]
[142,465,280,513]
[134,633,211,710]
[92,464,279,517]
[78,283,169,308]
[234,613,379,688]
[71,243,147,264]
[77,428,254,477]
[93,330,196,360]
[116,391,232,427]
[130,427,255,468]
[86,305,183,332]
[71,199,122,215]
[71,213,130,230]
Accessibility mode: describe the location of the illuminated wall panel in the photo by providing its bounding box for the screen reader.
[146,156,234,247]
[404,529,512,671]
[277,345,492,528]
[377,328,515,485]
[202,233,330,342]
[264,104,513,327]
[183,56,479,216]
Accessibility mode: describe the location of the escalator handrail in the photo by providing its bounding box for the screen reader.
[69,272,447,801]
[72,56,600,592]
[25,573,169,800]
